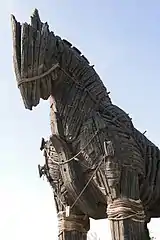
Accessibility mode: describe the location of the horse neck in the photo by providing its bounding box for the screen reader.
[55,40,111,109]
[51,41,112,141]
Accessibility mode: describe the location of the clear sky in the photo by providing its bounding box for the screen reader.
[1,0,160,239]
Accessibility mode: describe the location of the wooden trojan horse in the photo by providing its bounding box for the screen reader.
[11,9,157,240]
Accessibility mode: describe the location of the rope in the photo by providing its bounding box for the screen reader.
[45,130,99,166]
[18,59,104,107]
[53,189,66,208]
[107,198,145,222]
[57,211,89,236]
[44,137,111,212]
[43,131,103,214]
[17,60,83,89]
[18,63,59,86]
[50,155,105,213]
[70,155,105,209]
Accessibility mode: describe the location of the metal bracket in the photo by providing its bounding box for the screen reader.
[38,164,46,178]
[40,137,46,151]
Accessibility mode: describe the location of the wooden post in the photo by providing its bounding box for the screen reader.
[49,95,90,240]
[103,141,150,240]
[58,211,89,240]
[107,167,149,240]
[58,231,87,240]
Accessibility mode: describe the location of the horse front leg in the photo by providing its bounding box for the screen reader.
[49,98,90,239]
[57,207,90,240]
[42,162,90,240]
[107,166,149,240]
[53,186,89,240]
[103,141,149,240]
[50,151,90,239]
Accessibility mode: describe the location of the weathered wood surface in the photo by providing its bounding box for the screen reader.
[47,96,150,239]
[11,10,58,109]
[40,105,90,239]
[11,9,159,240]
[49,98,107,219]
[108,166,149,240]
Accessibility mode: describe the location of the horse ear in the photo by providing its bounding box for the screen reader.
[31,8,42,31]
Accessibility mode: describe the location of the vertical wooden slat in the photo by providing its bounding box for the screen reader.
[11,15,21,81]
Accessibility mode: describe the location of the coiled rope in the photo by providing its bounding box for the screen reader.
[57,211,89,236]
[107,198,145,222]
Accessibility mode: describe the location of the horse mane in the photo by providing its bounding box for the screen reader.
[56,36,112,111]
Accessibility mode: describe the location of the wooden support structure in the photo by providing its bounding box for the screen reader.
[100,141,148,239]
[57,211,89,240]
[108,167,148,239]
[49,96,90,239]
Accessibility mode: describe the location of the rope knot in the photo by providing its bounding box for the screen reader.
[107,198,145,222]
[57,211,90,235]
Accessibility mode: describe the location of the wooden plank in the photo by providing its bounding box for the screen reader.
[11,15,21,81]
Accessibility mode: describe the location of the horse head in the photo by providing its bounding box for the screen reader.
[11,9,111,113]
[11,9,63,110]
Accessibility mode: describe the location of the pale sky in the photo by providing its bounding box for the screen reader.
[1,1,160,239]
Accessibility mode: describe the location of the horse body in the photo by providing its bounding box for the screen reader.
[11,9,160,239]
[52,33,160,220]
